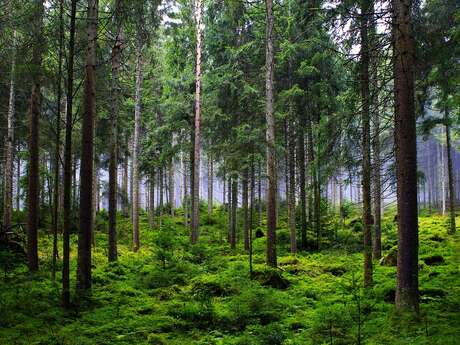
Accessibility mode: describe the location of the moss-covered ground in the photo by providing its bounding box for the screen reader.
[1,207,459,344]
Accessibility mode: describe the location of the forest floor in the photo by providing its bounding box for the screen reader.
[0,208,459,345]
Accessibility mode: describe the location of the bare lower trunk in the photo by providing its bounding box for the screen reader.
[243,169,249,251]
[3,31,16,234]
[393,0,419,313]
[444,109,456,234]
[231,177,237,249]
[169,158,175,216]
[27,1,44,272]
[191,0,203,244]
[149,174,155,228]
[122,153,129,216]
[132,34,143,252]
[108,0,122,261]
[265,0,277,267]
[207,157,213,216]
[52,1,64,281]
[361,0,373,288]
[62,0,77,308]
[288,120,296,255]
[77,0,98,293]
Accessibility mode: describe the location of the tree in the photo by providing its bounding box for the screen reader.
[77,0,99,293]
[27,0,45,272]
[62,0,77,308]
[265,0,277,267]
[393,0,419,313]
[191,0,203,244]
[361,0,373,288]
[132,24,145,253]
[108,0,123,262]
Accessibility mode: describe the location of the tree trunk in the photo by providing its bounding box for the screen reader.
[361,0,373,288]
[243,169,249,251]
[265,0,277,267]
[149,173,155,228]
[108,0,122,262]
[249,161,255,276]
[228,176,232,243]
[371,21,382,259]
[258,161,262,227]
[297,127,307,250]
[62,0,77,308]
[191,0,203,244]
[77,0,98,293]
[27,1,44,273]
[3,30,16,234]
[230,177,237,249]
[444,108,456,234]
[169,157,175,216]
[122,153,129,216]
[207,156,213,216]
[288,120,296,255]
[16,151,20,211]
[393,0,419,313]
[52,0,64,281]
[132,33,143,252]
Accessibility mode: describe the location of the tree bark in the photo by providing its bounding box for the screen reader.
[288,120,296,255]
[444,108,456,234]
[27,0,44,272]
[207,156,213,216]
[62,0,77,308]
[393,0,419,313]
[132,32,144,252]
[149,173,155,228]
[361,0,373,288]
[52,0,64,281]
[77,0,98,293]
[169,157,175,216]
[108,0,123,262]
[3,30,16,234]
[243,169,249,251]
[191,0,203,244]
[297,126,307,250]
[230,177,237,249]
[265,0,277,267]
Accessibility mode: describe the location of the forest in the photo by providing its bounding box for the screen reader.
[0,0,459,344]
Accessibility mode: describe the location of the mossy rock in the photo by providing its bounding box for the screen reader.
[423,255,445,266]
[252,269,290,289]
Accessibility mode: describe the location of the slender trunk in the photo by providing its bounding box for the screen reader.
[108,0,122,262]
[370,0,382,258]
[288,119,296,255]
[444,108,456,234]
[77,0,98,293]
[207,156,213,216]
[243,169,249,251]
[132,33,143,252]
[361,0,373,288]
[258,161,262,227]
[440,143,446,214]
[159,167,164,225]
[16,152,20,211]
[122,153,129,216]
[169,157,175,216]
[393,0,419,313]
[52,0,64,281]
[183,154,188,226]
[62,0,77,308]
[191,0,203,244]
[149,173,155,228]
[228,176,232,243]
[265,0,277,267]
[27,1,44,272]
[3,30,16,234]
[231,177,237,249]
[249,161,255,276]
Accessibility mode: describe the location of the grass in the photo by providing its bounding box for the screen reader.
[0,207,459,344]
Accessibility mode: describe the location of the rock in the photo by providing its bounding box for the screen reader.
[423,255,444,266]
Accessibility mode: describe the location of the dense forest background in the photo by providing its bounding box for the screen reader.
[0,0,459,344]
